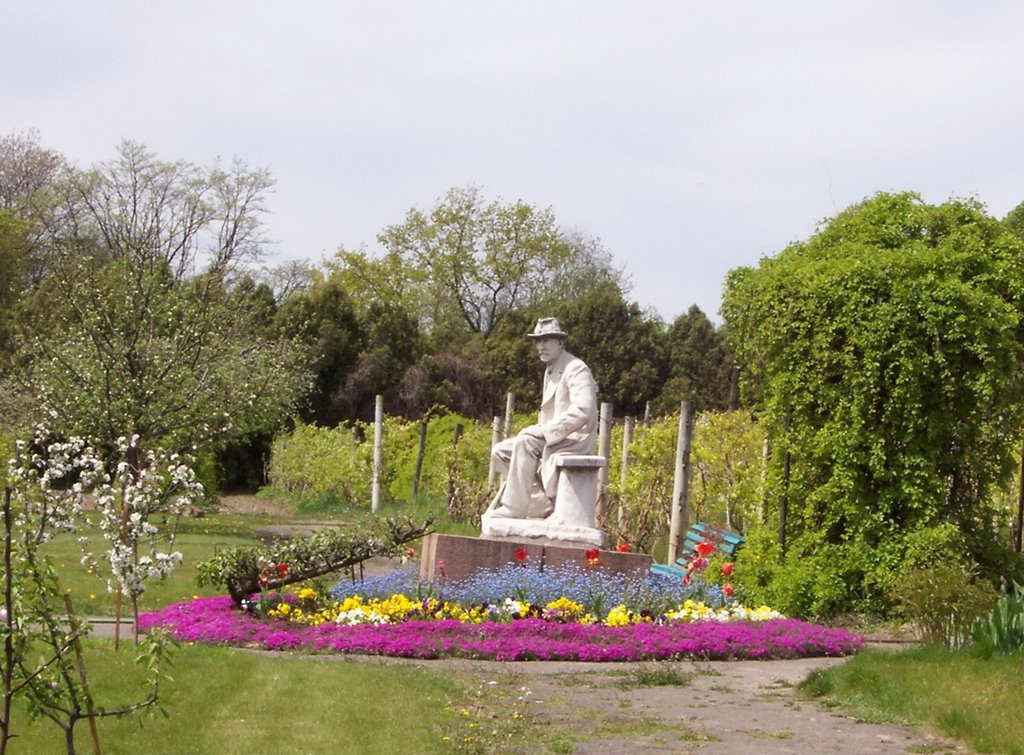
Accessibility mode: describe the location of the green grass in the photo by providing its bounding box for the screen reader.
[799,645,1024,754]
[4,641,473,754]
[260,487,481,537]
[39,517,260,615]
[36,491,473,617]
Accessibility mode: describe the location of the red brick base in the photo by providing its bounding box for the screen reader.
[418,533,653,583]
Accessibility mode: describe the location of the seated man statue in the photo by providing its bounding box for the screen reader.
[487,317,598,520]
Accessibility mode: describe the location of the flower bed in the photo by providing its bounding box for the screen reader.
[139,596,863,661]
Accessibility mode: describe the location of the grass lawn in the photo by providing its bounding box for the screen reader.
[799,644,1024,754]
[4,640,533,754]
[39,513,268,616]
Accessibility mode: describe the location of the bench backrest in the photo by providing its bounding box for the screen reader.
[677,522,744,563]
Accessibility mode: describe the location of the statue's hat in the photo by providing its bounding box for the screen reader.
[526,317,568,339]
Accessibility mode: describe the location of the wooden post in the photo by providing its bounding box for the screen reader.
[597,402,613,519]
[487,416,502,490]
[643,401,653,425]
[371,394,383,513]
[411,420,428,498]
[64,594,102,755]
[618,416,635,528]
[779,407,792,554]
[667,400,695,563]
[727,365,740,411]
[758,437,770,525]
[446,424,465,506]
[503,392,516,438]
[1015,438,1024,553]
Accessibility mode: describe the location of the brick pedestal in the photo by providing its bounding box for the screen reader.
[419,532,652,583]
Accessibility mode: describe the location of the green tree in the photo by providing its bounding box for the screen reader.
[656,305,735,413]
[8,141,309,452]
[0,211,29,360]
[561,283,668,416]
[1005,200,1024,241]
[276,272,364,426]
[723,192,1024,616]
[332,185,623,344]
[0,129,67,287]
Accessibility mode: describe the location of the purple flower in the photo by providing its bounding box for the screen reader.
[139,598,864,661]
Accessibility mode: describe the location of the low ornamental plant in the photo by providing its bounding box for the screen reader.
[138,596,861,661]
[143,546,863,661]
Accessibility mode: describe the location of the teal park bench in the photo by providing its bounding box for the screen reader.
[650,522,745,580]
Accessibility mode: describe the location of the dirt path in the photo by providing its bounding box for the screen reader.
[298,651,960,754]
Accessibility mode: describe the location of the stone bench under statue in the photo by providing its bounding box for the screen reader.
[481,453,606,547]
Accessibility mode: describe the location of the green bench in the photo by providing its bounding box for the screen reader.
[650,522,745,580]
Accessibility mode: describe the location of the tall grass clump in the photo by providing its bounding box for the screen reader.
[971,580,1024,657]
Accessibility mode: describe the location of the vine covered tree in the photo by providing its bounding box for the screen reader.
[723,192,1024,616]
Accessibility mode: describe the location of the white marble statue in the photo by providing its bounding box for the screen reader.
[486,317,598,521]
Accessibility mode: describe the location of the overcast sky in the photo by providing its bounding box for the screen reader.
[4,2,1023,322]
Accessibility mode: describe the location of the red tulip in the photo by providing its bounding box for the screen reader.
[682,574,692,586]
[585,548,600,561]
[695,541,714,557]
[723,583,735,597]
[721,563,734,576]
[615,544,630,553]
[515,548,528,562]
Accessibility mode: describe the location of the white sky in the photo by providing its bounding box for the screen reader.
[4,1,1023,323]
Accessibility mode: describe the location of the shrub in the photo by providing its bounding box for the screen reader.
[892,563,998,648]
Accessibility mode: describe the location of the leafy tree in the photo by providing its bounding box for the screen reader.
[656,305,735,413]
[332,185,623,344]
[0,129,67,287]
[276,272,364,426]
[0,211,29,359]
[341,301,424,421]
[1006,200,1024,241]
[561,283,668,416]
[7,141,309,453]
[723,192,1024,616]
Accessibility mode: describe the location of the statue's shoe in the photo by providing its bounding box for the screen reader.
[486,504,520,519]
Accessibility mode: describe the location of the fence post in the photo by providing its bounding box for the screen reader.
[667,400,695,563]
[503,392,516,439]
[412,419,428,498]
[371,394,383,513]
[487,416,502,490]
[618,415,635,528]
[779,406,792,553]
[1015,437,1023,553]
[597,402,613,519]
[758,437,770,525]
